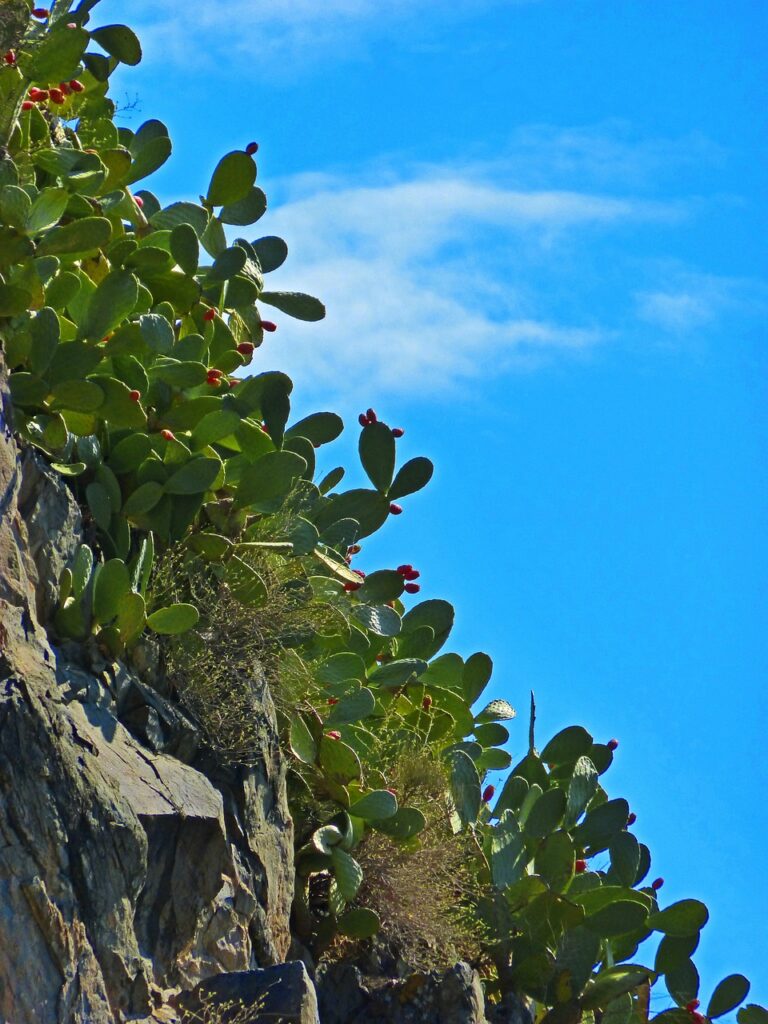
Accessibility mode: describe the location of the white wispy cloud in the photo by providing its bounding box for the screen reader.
[492,122,726,192]
[248,168,677,401]
[117,0,533,70]
[635,272,766,334]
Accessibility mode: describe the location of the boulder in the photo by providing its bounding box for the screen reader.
[177,962,319,1023]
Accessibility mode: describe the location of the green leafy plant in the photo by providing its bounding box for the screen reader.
[0,5,762,1023]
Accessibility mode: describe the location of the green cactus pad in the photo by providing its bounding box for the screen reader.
[348,790,398,821]
[146,603,199,635]
[207,151,256,208]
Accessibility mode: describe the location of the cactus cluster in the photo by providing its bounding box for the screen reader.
[0,4,764,1023]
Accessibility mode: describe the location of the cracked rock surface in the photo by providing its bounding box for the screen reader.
[0,354,295,1023]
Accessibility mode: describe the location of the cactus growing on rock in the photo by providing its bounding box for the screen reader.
[0,4,763,1023]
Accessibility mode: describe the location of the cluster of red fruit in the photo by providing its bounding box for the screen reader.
[21,79,84,110]
[342,562,421,597]
[343,568,366,593]
[127,361,241,403]
[203,307,276,334]
[358,407,404,438]
[686,1001,707,1024]
[396,564,420,594]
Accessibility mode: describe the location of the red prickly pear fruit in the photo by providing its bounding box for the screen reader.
[29,88,48,101]
[366,408,377,423]
[389,503,403,515]
[207,368,223,380]
[261,320,277,332]
[686,1002,701,1014]
[353,569,366,579]
[343,581,361,593]
[575,859,588,873]
[404,583,420,594]
[228,379,239,388]
[327,697,339,706]
[128,390,141,403]
[134,195,144,209]
[160,429,175,441]
[59,82,71,95]
[607,738,619,751]
[207,377,222,388]
[482,785,495,803]
[347,544,362,555]
[326,731,342,741]
[246,142,259,155]
[344,555,352,565]
[203,308,216,322]
[651,877,664,890]
[237,342,255,355]
[32,9,50,18]
[49,88,65,104]
[21,101,34,110]
[396,564,413,576]
[422,696,433,711]
[404,569,420,581]
[69,79,85,92]
[391,427,405,438]
[626,812,637,826]
[358,413,369,427]
[3,51,16,65]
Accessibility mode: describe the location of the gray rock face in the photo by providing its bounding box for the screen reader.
[177,962,320,1023]
[316,960,489,1024]
[0,355,295,1022]
[17,446,82,624]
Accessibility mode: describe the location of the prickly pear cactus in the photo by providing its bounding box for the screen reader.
[0,4,764,1024]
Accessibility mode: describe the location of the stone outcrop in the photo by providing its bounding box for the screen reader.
[0,356,295,1023]
[315,960,509,1024]
[315,961,535,1024]
[177,962,320,1023]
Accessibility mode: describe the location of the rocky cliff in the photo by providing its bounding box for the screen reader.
[0,352,301,1022]
[0,354,527,1024]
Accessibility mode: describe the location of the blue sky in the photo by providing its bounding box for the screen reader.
[107,0,767,1002]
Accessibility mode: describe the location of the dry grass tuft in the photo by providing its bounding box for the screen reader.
[334,749,489,972]
[179,994,262,1023]
[151,543,324,763]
